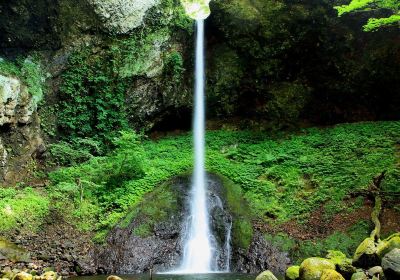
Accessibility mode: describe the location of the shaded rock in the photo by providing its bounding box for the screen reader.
[377,233,400,258]
[320,269,345,280]
[381,248,400,280]
[256,270,278,280]
[285,265,300,280]
[12,272,32,280]
[299,257,335,280]
[350,272,368,280]
[352,237,379,268]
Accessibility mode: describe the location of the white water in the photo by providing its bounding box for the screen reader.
[178,19,214,274]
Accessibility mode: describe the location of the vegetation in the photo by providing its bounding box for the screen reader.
[335,0,400,31]
[0,57,44,103]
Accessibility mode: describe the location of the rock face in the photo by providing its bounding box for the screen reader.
[352,237,379,268]
[88,0,160,34]
[0,74,43,184]
[94,174,289,274]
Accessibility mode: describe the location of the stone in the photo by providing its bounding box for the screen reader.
[12,272,32,280]
[381,248,400,280]
[352,237,379,268]
[88,0,160,34]
[285,265,300,280]
[106,276,123,280]
[299,257,335,280]
[367,266,383,277]
[350,272,368,280]
[255,270,278,280]
[320,269,345,280]
[40,271,57,280]
[377,233,400,258]
[326,250,356,279]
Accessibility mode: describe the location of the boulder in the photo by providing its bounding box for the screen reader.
[299,257,335,280]
[350,272,368,280]
[12,272,32,280]
[106,276,123,280]
[377,233,400,258]
[352,237,379,268]
[367,266,383,278]
[381,248,400,280]
[320,269,345,280]
[326,250,356,279]
[39,272,57,280]
[285,265,300,280]
[255,270,278,280]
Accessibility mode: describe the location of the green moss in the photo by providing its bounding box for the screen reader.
[0,188,49,235]
[286,265,300,280]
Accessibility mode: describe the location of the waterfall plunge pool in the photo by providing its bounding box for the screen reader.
[71,274,263,280]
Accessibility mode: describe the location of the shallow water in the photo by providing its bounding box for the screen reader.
[72,273,259,280]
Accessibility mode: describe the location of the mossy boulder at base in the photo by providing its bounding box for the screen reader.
[39,271,57,280]
[350,272,368,280]
[285,265,300,280]
[320,269,345,280]
[12,272,32,280]
[377,233,400,258]
[352,237,379,268]
[381,248,400,280]
[106,276,123,280]
[367,266,383,278]
[256,270,278,280]
[326,250,356,279]
[299,257,335,280]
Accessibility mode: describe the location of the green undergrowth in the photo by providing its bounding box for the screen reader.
[265,220,372,263]
[0,187,49,235]
[3,121,398,245]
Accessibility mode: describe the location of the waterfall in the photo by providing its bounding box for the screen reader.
[179,19,213,274]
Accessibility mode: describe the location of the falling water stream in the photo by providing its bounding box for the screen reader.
[178,19,214,274]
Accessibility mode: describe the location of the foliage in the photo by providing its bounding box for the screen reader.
[264,220,372,263]
[43,121,400,243]
[0,57,44,103]
[0,188,49,235]
[335,0,400,31]
[48,138,103,166]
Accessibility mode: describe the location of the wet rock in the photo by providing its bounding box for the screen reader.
[299,257,335,280]
[256,270,278,280]
[350,272,368,280]
[381,248,400,280]
[320,269,344,280]
[285,265,300,280]
[352,237,379,268]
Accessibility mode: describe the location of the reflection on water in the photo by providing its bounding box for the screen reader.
[72,273,257,280]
